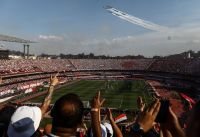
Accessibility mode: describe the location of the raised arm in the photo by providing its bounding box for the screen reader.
[130,99,161,137]
[91,91,105,137]
[40,73,59,116]
[160,107,186,137]
[107,108,123,137]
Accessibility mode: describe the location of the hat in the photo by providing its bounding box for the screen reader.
[103,122,113,137]
[90,124,107,137]
[7,106,42,137]
[90,123,113,137]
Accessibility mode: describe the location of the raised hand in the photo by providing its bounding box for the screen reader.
[91,91,105,137]
[107,108,123,137]
[40,73,59,116]
[50,73,59,86]
[91,91,105,109]
[107,108,114,121]
[160,107,186,137]
[137,99,161,132]
[137,96,145,112]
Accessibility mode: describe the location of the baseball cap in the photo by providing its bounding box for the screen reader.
[7,106,42,137]
[103,122,113,137]
[90,123,113,137]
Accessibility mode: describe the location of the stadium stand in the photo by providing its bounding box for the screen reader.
[0,58,200,137]
[0,59,199,75]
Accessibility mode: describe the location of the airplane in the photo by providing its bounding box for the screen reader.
[104,5,200,42]
[104,5,170,33]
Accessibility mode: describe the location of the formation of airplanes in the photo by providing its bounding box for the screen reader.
[104,5,200,42]
[0,6,198,44]
[104,5,170,33]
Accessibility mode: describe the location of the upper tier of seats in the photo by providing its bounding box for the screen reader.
[0,59,199,76]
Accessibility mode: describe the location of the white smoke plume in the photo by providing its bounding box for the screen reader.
[106,6,170,32]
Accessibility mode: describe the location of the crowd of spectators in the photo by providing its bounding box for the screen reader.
[147,80,185,117]
[0,74,199,137]
[69,59,154,70]
[0,59,74,75]
[148,59,200,75]
[0,59,200,137]
[0,58,199,76]
[0,75,68,101]
[1,58,198,102]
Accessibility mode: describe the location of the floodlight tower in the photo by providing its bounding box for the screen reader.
[0,34,36,59]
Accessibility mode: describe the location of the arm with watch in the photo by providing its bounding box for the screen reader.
[91,91,105,137]
[131,99,161,137]
[40,73,59,117]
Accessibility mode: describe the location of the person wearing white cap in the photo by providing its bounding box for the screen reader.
[106,108,122,137]
[91,92,122,137]
[7,106,42,137]
[103,122,114,137]
[7,73,59,137]
[90,123,113,137]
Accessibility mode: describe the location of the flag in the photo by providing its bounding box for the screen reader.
[180,93,196,104]
[114,114,127,123]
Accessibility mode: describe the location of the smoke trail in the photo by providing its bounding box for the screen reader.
[105,6,170,32]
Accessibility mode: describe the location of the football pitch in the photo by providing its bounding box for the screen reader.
[29,80,153,109]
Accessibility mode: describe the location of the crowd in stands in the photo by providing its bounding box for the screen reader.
[0,75,68,101]
[0,74,199,137]
[69,59,154,70]
[148,59,200,75]
[0,59,74,75]
[0,59,199,76]
[0,59,200,136]
[1,58,198,103]
[147,80,185,117]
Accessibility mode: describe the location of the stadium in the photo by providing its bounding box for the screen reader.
[0,1,200,137]
[0,57,199,135]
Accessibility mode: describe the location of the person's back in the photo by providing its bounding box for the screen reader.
[186,100,200,137]
[44,93,84,137]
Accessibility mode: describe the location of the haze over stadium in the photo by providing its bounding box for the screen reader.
[0,0,200,56]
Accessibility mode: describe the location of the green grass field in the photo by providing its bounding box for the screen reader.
[29,80,153,109]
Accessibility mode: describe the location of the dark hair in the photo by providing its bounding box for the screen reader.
[0,106,16,137]
[50,93,84,128]
[0,105,16,123]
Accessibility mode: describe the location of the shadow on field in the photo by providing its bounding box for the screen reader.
[115,80,132,93]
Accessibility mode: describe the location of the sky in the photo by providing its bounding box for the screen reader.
[1,0,200,57]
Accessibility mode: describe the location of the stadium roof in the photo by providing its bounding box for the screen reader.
[0,34,36,43]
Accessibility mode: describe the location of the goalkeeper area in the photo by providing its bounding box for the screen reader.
[29,80,153,109]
